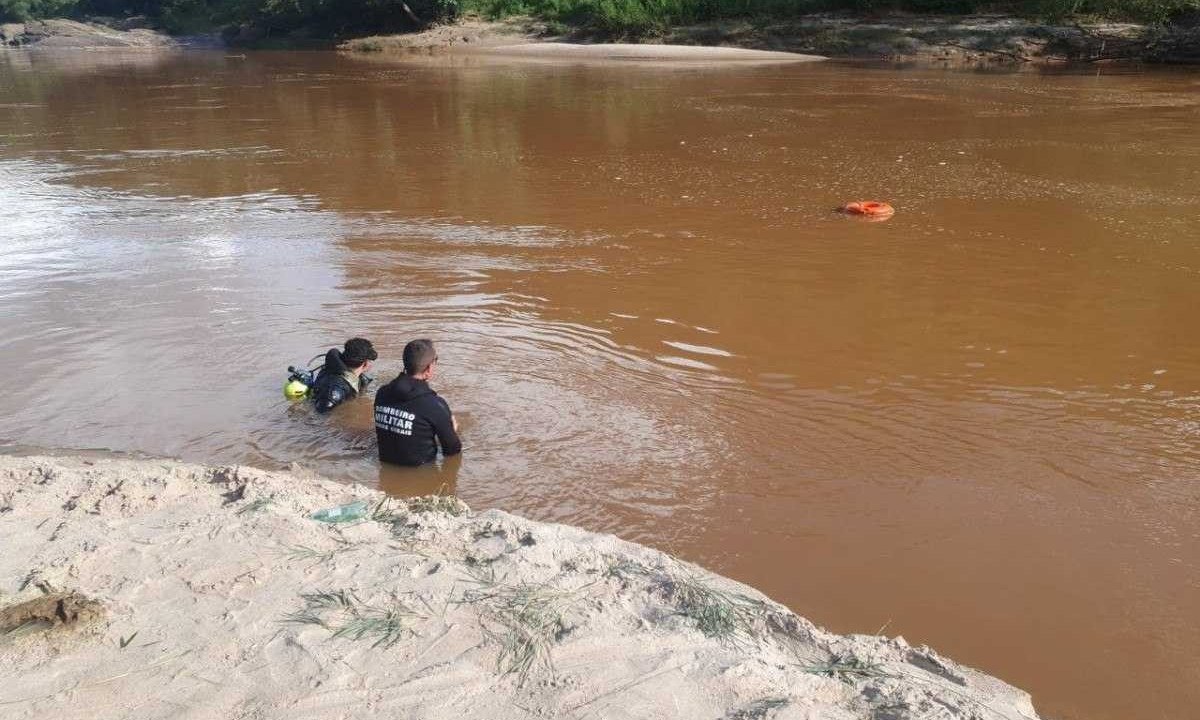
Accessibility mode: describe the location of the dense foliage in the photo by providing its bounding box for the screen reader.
[2,0,81,23]
[0,0,460,32]
[2,0,1196,33]
[462,0,1199,30]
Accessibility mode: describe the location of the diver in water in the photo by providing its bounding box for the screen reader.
[309,337,378,413]
[374,339,461,466]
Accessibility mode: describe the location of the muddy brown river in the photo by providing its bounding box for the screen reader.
[2,49,1198,719]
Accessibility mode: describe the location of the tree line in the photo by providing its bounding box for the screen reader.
[2,0,1196,38]
[0,0,458,33]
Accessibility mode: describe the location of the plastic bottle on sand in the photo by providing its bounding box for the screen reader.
[310,501,368,523]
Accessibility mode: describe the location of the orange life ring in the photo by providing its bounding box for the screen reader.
[841,201,895,219]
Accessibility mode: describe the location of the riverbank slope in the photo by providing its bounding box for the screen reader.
[1,454,1040,719]
[0,18,176,48]
[342,14,1200,64]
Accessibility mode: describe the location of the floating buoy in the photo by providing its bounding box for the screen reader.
[840,201,895,220]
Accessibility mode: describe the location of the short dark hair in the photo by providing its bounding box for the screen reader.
[342,337,377,368]
[403,339,437,375]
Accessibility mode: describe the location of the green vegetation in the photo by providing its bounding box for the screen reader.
[1,0,78,23]
[0,0,460,34]
[460,0,1199,33]
[2,0,1195,37]
[2,0,1197,30]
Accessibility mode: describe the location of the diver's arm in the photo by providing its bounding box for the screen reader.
[314,388,342,413]
[313,378,350,413]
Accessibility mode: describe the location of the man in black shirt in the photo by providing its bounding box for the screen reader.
[374,339,462,466]
[310,338,377,413]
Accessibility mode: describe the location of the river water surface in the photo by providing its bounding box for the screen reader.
[1,49,1198,720]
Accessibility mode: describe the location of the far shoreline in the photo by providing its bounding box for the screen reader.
[3,14,1199,66]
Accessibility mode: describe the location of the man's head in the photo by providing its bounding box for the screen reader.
[342,337,378,374]
[403,339,438,380]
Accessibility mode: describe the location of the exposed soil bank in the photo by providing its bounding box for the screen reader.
[1,454,1040,719]
[341,13,1200,65]
[0,19,176,48]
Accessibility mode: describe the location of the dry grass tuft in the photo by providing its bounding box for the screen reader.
[607,559,766,641]
[282,588,422,648]
[802,653,888,683]
[727,697,789,720]
[370,494,469,527]
[235,497,272,515]
[277,544,343,566]
[407,494,469,516]
[459,568,587,685]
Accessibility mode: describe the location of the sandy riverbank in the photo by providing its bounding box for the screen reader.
[4,14,1197,64]
[0,454,1039,719]
[340,14,1200,65]
[473,42,823,63]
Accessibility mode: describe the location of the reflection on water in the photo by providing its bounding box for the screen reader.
[2,49,1199,720]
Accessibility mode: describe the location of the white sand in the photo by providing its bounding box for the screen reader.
[1,454,1039,719]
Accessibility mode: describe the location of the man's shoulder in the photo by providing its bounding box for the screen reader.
[418,390,451,415]
[373,379,397,401]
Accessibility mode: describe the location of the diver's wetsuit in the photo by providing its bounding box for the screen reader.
[310,348,365,413]
[374,374,461,466]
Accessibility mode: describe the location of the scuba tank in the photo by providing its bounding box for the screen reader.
[284,350,375,400]
[284,353,325,400]
[284,365,316,399]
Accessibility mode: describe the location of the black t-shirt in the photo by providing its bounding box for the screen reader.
[374,375,461,466]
